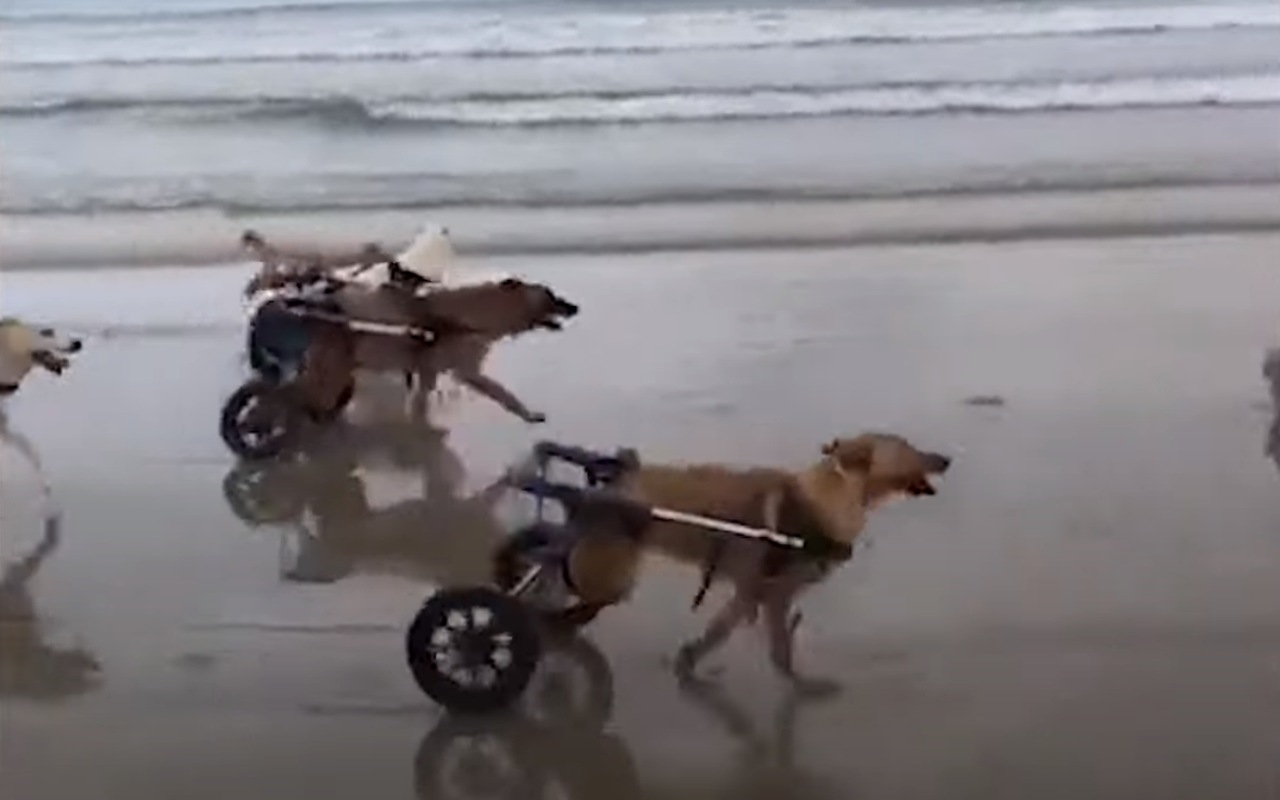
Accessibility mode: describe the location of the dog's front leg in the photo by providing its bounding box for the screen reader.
[762,565,841,697]
[443,339,545,424]
[459,372,545,424]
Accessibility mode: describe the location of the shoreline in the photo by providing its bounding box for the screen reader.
[4,181,1279,271]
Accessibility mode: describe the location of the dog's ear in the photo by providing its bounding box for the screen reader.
[825,436,874,472]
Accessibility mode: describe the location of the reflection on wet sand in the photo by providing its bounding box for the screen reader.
[220,397,508,588]
[412,635,637,800]
[0,521,101,701]
[673,677,846,800]
[1264,349,1280,476]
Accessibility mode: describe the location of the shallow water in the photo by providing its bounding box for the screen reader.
[2,236,1278,799]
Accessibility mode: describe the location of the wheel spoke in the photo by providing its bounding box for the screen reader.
[470,606,493,629]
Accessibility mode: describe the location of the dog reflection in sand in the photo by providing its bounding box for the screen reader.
[0,524,102,701]
[1265,348,1280,474]
[224,395,510,587]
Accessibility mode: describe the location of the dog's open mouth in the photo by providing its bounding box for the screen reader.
[32,351,71,375]
[906,477,937,496]
[907,453,952,496]
[538,298,580,331]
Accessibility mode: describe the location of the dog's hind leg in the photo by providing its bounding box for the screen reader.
[675,590,760,681]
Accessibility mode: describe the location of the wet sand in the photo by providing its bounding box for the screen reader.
[2,233,1279,799]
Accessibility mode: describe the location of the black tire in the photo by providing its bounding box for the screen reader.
[219,380,301,460]
[520,636,614,732]
[406,587,541,715]
[221,462,305,525]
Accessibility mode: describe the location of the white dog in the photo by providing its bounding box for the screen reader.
[326,223,457,291]
[0,318,83,531]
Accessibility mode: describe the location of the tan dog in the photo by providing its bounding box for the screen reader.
[548,433,951,691]
[0,318,83,395]
[251,275,578,424]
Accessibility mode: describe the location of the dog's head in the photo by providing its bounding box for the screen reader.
[821,432,952,506]
[1264,348,1280,405]
[499,277,580,332]
[0,319,83,387]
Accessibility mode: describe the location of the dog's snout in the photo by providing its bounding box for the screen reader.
[68,339,84,353]
[927,452,952,473]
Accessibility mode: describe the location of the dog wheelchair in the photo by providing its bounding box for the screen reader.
[404,440,835,714]
[219,281,435,460]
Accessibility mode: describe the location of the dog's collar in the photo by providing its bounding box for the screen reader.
[779,485,854,562]
[797,534,853,562]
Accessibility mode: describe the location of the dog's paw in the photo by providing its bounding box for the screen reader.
[43,513,62,544]
[789,674,843,699]
[673,643,722,685]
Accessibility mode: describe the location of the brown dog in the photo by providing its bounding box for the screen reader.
[548,433,951,691]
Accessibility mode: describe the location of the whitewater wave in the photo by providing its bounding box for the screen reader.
[5,173,1277,217]
[0,0,451,24]
[6,3,1279,68]
[5,74,1277,127]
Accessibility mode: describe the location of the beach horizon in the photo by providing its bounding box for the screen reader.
[4,180,1280,271]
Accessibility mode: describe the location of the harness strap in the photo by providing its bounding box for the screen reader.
[689,483,852,609]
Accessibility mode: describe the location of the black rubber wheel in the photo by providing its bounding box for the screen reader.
[219,379,301,460]
[221,462,305,525]
[520,636,614,732]
[406,587,541,714]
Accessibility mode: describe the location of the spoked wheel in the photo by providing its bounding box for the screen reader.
[221,461,304,525]
[219,379,302,460]
[406,587,541,714]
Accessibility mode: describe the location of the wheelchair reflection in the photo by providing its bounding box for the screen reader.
[413,634,638,800]
[220,416,508,588]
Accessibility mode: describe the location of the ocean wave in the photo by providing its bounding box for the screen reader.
[4,173,1277,218]
[5,74,1277,127]
[6,3,1279,68]
[0,0,450,24]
